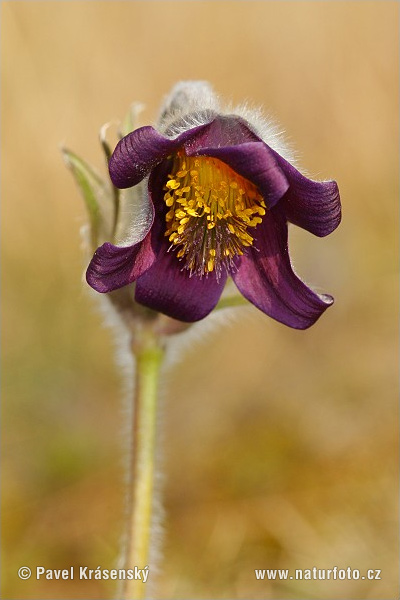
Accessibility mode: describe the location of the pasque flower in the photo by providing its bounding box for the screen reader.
[86,82,341,328]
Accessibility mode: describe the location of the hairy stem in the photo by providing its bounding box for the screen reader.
[120,330,164,600]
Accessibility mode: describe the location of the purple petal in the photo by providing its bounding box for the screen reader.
[109,116,263,190]
[86,233,155,292]
[183,115,260,149]
[272,151,341,237]
[232,208,333,329]
[190,142,289,208]
[109,126,179,189]
[135,242,227,322]
[109,122,218,189]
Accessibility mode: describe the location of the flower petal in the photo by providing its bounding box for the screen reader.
[272,151,341,237]
[190,142,289,208]
[135,241,227,322]
[86,233,155,292]
[109,126,178,189]
[109,122,218,189]
[109,116,263,190]
[183,114,260,148]
[232,208,333,329]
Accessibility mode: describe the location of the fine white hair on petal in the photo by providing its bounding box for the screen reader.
[115,179,153,247]
[225,101,298,166]
[157,80,220,135]
[157,80,297,166]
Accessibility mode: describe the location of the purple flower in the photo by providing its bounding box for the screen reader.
[86,108,341,328]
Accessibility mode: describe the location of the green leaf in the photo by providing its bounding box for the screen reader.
[62,148,104,248]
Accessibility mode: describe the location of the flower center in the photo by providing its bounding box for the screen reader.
[163,152,266,278]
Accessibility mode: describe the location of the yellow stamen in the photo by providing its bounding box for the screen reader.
[166,179,180,190]
[163,151,266,277]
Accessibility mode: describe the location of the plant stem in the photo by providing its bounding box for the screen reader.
[121,330,164,600]
[215,294,249,310]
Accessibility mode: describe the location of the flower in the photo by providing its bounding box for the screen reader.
[86,84,341,329]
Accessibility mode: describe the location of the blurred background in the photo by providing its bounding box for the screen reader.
[1,1,398,598]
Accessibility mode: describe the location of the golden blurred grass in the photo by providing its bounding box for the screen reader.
[1,1,398,599]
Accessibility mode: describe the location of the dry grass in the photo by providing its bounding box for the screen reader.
[1,2,398,598]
